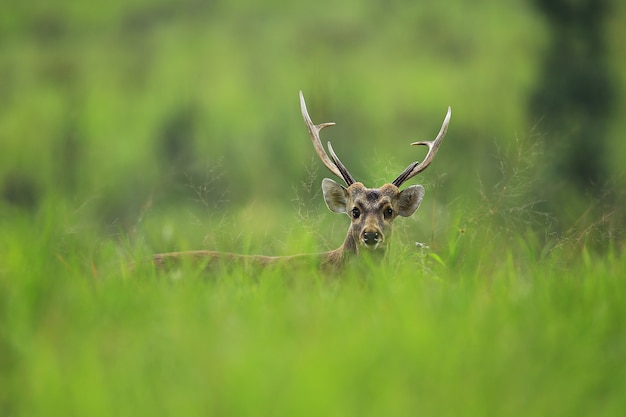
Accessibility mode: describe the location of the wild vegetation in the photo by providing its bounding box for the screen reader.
[1,0,625,416]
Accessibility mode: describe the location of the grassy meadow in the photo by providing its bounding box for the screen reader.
[2,1,626,416]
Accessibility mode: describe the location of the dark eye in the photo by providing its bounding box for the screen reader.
[384,208,393,219]
[352,207,361,219]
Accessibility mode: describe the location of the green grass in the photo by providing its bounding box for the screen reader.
[2,191,625,417]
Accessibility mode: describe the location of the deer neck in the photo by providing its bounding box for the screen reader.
[341,229,358,255]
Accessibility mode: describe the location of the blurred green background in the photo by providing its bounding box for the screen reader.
[1,0,625,250]
[3,2,626,416]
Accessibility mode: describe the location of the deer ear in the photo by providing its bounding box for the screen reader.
[396,185,425,217]
[322,178,349,213]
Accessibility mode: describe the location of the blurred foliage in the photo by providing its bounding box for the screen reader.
[530,0,615,205]
[2,3,626,415]
[1,0,625,247]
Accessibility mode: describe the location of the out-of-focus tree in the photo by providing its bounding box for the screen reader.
[530,0,614,194]
[530,0,615,194]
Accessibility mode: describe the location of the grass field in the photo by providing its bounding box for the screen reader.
[2,0,626,415]
[2,182,625,416]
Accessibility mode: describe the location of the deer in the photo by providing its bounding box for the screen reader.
[148,91,451,271]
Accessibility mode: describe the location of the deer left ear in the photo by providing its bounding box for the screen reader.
[396,185,425,217]
[321,178,349,214]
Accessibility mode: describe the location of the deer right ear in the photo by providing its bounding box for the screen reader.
[322,178,349,214]
[396,185,425,217]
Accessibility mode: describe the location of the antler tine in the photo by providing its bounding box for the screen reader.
[327,141,356,185]
[392,106,451,187]
[299,91,355,186]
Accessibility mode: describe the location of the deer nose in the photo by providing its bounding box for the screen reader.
[363,231,380,247]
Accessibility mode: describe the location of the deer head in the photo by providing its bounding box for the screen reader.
[300,91,451,255]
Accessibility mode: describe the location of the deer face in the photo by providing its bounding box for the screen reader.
[322,179,425,251]
[300,91,449,256]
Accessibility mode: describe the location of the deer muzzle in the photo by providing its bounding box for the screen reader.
[362,230,381,249]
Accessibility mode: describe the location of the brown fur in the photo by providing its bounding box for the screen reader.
[147,181,424,272]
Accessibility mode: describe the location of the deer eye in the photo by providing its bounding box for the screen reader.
[384,207,393,219]
[351,207,361,219]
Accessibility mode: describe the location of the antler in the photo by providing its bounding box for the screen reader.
[392,106,452,187]
[299,91,355,186]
